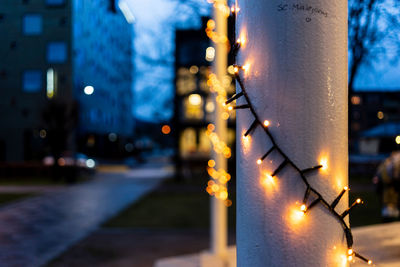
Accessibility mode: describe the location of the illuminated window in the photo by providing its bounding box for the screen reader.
[177,68,196,95]
[351,95,361,105]
[205,47,215,62]
[23,70,42,92]
[180,128,197,157]
[23,14,42,35]
[47,42,67,63]
[46,68,56,98]
[377,111,384,120]
[198,129,211,153]
[199,66,211,92]
[184,94,203,119]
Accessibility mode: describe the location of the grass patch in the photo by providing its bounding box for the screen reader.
[0,193,36,206]
[105,191,236,229]
[105,167,236,229]
[105,173,381,230]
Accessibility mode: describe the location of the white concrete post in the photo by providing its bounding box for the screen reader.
[236,1,348,266]
[211,0,228,259]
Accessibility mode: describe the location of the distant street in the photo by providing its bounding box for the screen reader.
[0,164,173,267]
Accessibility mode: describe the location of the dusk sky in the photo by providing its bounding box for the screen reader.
[126,0,210,122]
[125,0,400,122]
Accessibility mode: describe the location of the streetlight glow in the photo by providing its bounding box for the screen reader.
[84,86,94,95]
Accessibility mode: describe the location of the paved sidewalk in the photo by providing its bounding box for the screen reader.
[352,221,400,267]
[0,185,66,194]
[0,165,172,267]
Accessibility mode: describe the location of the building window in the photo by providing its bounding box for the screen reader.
[23,70,42,92]
[46,68,56,98]
[23,14,42,35]
[180,128,197,157]
[45,0,65,6]
[184,94,203,120]
[47,42,67,63]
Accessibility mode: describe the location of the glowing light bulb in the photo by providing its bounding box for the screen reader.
[242,64,250,72]
[320,158,328,171]
[228,106,233,111]
[263,120,270,127]
[368,260,372,265]
[208,160,216,168]
[242,135,248,141]
[344,186,349,191]
[257,159,262,165]
[347,249,353,255]
[347,255,353,262]
[300,204,307,213]
[396,135,400,145]
[234,66,239,73]
[356,198,362,204]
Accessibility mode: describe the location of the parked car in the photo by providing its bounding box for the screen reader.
[43,152,96,169]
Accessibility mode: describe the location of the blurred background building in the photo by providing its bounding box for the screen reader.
[0,0,134,162]
[174,17,236,179]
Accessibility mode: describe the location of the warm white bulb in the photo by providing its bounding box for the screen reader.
[300,204,307,212]
[257,159,262,165]
[84,86,94,95]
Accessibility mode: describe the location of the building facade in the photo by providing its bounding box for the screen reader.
[0,0,134,161]
[174,17,236,178]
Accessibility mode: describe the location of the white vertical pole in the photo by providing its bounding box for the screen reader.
[211,0,228,259]
[236,1,348,266]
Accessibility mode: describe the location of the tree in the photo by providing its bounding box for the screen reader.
[348,0,400,93]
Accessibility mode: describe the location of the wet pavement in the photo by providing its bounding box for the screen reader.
[0,165,172,267]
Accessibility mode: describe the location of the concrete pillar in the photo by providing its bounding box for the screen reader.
[211,0,228,259]
[236,1,348,266]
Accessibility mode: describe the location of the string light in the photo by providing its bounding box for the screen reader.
[300,204,307,213]
[205,18,229,44]
[206,125,231,159]
[320,158,328,171]
[230,12,373,264]
[230,5,240,14]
